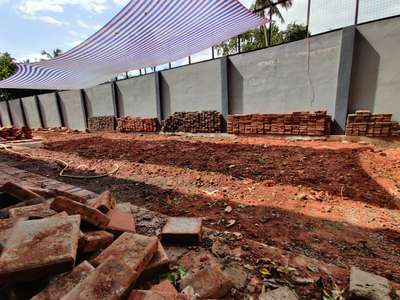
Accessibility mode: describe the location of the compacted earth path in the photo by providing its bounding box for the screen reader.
[2,132,400,291]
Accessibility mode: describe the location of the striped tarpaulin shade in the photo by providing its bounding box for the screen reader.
[0,0,268,90]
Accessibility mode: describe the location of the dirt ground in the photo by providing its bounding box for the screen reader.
[2,132,400,289]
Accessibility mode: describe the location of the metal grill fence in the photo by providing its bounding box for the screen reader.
[115,0,400,80]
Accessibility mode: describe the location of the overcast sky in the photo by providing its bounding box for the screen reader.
[0,0,399,64]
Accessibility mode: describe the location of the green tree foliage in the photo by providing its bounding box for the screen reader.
[41,48,63,59]
[0,52,16,81]
[216,22,308,56]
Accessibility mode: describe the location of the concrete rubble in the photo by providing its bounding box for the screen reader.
[0,177,398,300]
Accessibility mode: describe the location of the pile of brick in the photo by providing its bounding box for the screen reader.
[117,117,159,133]
[227,111,331,136]
[88,116,116,132]
[346,110,400,137]
[161,111,222,133]
[33,127,85,134]
[0,182,220,300]
[0,127,33,141]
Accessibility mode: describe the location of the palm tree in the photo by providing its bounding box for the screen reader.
[253,0,294,46]
[41,48,63,59]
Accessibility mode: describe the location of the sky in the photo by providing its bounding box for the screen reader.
[0,0,399,65]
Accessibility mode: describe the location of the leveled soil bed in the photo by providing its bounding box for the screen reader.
[1,132,400,286]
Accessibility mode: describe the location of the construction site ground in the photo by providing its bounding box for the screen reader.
[1,131,400,298]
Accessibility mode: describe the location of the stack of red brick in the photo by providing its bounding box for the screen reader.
[0,182,215,299]
[227,111,331,136]
[346,110,400,137]
[0,127,33,141]
[88,116,116,132]
[117,117,159,133]
[161,111,222,133]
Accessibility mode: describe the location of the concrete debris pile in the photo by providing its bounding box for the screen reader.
[161,111,222,133]
[88,116,116,132]
[33,127,84,134]
[227,111,331,136]
[0,127,33,141]
[345,110,400,137]
[117,116,159,133]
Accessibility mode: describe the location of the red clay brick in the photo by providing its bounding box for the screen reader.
[129,290,188,300]
[0,181,43,201]
[91,232,158,274]
[161,217,202,245]
[78,230,114,253]
[62,257,139,300]
[141,242,170,280]
[31,261,95,300]
[8,202,56,219]
[90,190,116,213]
[51,196,110,228]
[106,209,136,233]
[151,280,178,295]
[0,215,81,285]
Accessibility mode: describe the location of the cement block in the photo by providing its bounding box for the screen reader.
[51,196,110,228]
[0,101,12,127]
[106,209,136,233]
[8,99,25,127]
[62,257,139,300]
[349,266,391,300]
[78,230,114,253]
[37,93,62,128]
[161,217,202,244]
[8,202,57,219]
[84,83,115,118]
[91,232,158,274]
[31,261,95,300]
[0,215,81,284]
[21,96,42,128]
[59,90,86,130]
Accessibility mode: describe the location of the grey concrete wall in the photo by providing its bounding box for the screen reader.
[116,73,161,119]
[228,31,342,116]
[59,90,86,130]
[0,102,11,127]
[160,58,228,118]
[21,96,42,128]
[8,99,25,127]
[38,93,62,128]
[84,83,116,117]
[349,17,400,122]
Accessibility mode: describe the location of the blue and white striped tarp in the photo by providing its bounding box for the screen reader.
[0,0,268,90]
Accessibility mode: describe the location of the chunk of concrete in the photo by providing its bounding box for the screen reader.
[91,232,158,274]
[259,286,299,300]
[78,230,114,253]
[31,261,95,300]
[180,261,233,299]
[0,215,81,285]
[90,191,116,213]
[8,202,57,219]
[51,196,110,228]
[161,217,202,245]
[141,242,170,280]
[106,209,136,233]
[349,267,391,300]
[62,257,139,300]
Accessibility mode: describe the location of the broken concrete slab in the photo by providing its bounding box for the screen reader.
[259,286,299,300]
[161,217,202,245]
[51,196,110,228]
[349,266,391,300]
[31,260,95,300]
[0,182,43,201]
[141,242,170,280]
[106,209,136,233]
[91,232,158,274]
[62,257,139,300]
[78,230,114,253]
[90,190,116,213]
[180,260,233,299]
[8,202,57,219]
[0,215,81,285]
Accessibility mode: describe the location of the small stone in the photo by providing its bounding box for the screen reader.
[31,261,94,300]
[349,266,391,300]
[226,219,236,228]
[161,217,202,245]
[224,206,233,213]
[259,286,299,300]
